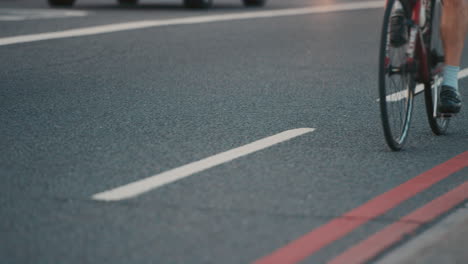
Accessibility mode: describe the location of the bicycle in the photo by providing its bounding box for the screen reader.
[378,0,449,151]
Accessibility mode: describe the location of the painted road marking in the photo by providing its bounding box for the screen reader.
[92,128,315,201]
[0,9,88,21]
[459,67,468,79]
[382,67,468,102]
[329,181,468,264]
[384,84,424,102]
[0,1,384,47]
[254,151,468,264]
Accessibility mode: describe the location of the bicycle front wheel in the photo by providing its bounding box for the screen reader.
[379,0,416,151]
[424,0,450,135]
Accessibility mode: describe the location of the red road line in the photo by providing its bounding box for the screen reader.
[328,180,468,264]
[254,151,468,264]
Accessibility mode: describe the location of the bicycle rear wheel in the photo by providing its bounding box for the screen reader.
[379,0,416,151]
[424,0,450,135]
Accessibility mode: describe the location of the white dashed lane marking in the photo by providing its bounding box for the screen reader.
[0,1,384,46]
[92,128,315,201]
[0,9,88,21]
[380,67,468,102]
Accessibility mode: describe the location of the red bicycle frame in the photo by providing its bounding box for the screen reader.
[408,0,431,84]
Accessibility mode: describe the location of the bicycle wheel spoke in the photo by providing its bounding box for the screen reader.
[379,0,415,150]
[423,0,450,135]
[385,44,410,142]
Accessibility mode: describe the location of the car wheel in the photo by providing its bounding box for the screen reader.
[242,0,266,7]
[48,0,75,7]
[183,0,213,9]
[118,0,138,5]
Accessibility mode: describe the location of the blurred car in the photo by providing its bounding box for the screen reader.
[48,0,267,8]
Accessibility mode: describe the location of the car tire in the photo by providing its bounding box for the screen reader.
[48,0,75,7]
[118,0,138,5]
[183,0,213,9]
[242,0,266,7]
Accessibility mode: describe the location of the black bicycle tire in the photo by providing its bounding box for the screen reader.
[423,0,450,135]
[378,0,415,151]
[48,0,75,6]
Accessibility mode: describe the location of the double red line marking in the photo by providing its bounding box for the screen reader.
[255,151,468,264]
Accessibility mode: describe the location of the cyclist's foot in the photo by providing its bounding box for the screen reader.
[390,7,407,47]
[438,85,462,114]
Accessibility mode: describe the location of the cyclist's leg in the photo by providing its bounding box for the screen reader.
[441,0,468,67]
[439,0,468,113]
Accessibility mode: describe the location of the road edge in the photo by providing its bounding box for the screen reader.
[376,202,468,264]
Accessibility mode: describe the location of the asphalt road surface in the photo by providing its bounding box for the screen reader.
[1,0,467,263]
